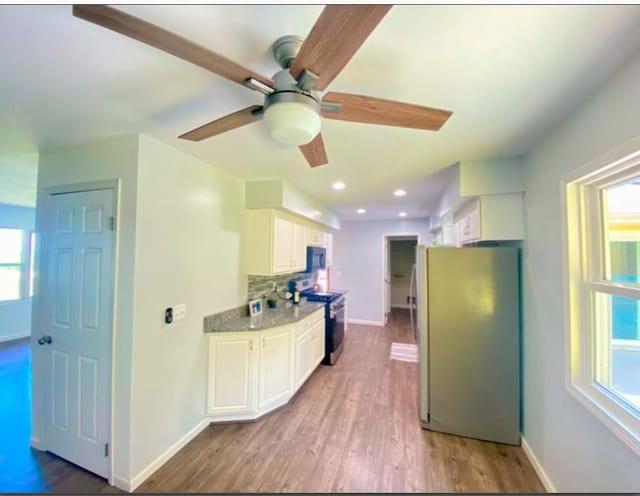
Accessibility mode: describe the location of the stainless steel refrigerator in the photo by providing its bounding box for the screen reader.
[410,246,520,445]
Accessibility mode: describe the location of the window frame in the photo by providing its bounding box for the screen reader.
[562,136,640,457]
[0,227,33,303]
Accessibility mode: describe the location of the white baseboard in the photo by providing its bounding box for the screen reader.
[391,304,411,309]
[122,418,210,492]
[348,318,384,327]
[29,435,44,451]
[0,331,30,343]
[521,436,556,493]
[112,475,132,492]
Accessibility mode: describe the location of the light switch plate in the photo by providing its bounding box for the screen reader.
[173,304,186,321]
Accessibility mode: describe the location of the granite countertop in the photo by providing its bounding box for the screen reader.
[204,301,325,333]
[331,288,349,296]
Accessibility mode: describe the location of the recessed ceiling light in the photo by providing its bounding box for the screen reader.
[357,208,366,214]
[394,189,406,197]
[398,212,407,217]
[332,181,346,190]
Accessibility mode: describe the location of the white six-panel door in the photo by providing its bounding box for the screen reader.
[41,188,115,478]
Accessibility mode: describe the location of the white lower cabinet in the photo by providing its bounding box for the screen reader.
[207,334,258,416]
[294,329,312,390]
[310,320,325,367]
[294,316,325,389]
[258,326,293,410]
[207,308,325,421]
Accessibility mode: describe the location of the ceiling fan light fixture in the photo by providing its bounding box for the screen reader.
[263,93,321,146]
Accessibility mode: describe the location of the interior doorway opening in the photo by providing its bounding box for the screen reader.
[382,235,418,325]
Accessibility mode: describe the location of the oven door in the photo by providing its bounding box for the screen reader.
[325,299,345,364]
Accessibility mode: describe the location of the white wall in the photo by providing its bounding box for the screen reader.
[0,203,35,342]
[35,134,140,484]
[129,135,246,480]
[332,219,431,324]
[459,157,524,196]
[389,240,416,308]
[522,48,640,490]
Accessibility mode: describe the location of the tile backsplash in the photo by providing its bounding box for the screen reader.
[248,271,317,301]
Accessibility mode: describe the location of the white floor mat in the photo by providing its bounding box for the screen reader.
[390,342,418,362]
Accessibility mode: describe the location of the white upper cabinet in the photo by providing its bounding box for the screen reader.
[306,226,324,246]
[246,209,308,275]
[246,209,335,274]
[324,231,334,267]
[436,159,525,246]
[291,222,307,271]
[273,214,295,273]
[454,193,524,245]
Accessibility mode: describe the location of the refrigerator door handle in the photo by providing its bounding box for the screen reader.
[409,263,416,338]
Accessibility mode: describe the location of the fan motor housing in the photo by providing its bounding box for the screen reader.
[272,35,304,69]
[263,91,320,113]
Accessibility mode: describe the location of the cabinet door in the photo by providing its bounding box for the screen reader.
[207,334,257,416]
[258,326,293,410]
[291,222,307,271]
[467,203,481,241]
[310,320,326,368]
[453,219,464,246]
[307,227,324,247]
[272,215,293,273]
[324,232,334,267]
[294,330,311,390]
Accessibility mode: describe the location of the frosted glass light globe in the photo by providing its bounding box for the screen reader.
[263,102,322,146]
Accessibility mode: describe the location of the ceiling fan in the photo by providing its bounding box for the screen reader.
[73,4,453,167]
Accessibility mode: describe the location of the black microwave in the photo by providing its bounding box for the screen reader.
[306,246,326,273]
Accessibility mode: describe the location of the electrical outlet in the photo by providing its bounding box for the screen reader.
[173,304,186,321]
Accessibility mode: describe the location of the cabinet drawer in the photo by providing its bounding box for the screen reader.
[296,308,325,337]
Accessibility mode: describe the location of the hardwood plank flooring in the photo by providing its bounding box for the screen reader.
[138,309,545,493]
[1,311,544,493]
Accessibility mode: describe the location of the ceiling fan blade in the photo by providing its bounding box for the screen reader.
[179,105,263,141]
[322,92,453,131]
[73,5,272,88]
[289,5,392,91]
[299,133,328,167]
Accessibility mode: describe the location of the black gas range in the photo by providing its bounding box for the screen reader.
[298,284,346,365]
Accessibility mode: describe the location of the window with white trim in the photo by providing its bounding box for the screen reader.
[565,141,640,456]
[0,228,34,302]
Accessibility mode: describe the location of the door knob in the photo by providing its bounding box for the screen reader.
[37,335,52,345]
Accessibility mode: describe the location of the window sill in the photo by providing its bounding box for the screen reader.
[567,381,640,457]
[0,297,32,306]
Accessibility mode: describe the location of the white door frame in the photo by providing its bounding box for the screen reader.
[32,179,119,483]
[381,233,421,325]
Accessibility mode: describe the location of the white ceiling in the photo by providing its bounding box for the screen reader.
[2,5,640,216]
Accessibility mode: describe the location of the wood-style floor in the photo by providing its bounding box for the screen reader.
[139,309,544,493]
[2,310,544,493]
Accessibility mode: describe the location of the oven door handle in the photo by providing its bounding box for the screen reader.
[330,304,345,317]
